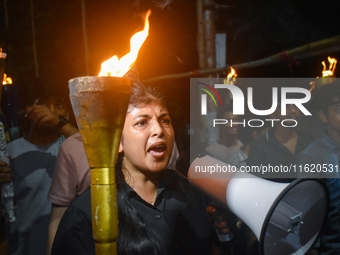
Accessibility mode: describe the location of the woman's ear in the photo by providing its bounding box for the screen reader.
[118,140,124,153]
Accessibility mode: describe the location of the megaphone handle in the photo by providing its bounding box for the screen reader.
[208,200,239,242]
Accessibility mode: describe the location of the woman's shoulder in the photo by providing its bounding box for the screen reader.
[52,188,94,254]
[68,188,92,220]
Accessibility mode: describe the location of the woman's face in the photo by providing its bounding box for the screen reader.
[119,101,175,175]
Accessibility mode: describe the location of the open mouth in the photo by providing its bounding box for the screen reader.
[148,142,166,158]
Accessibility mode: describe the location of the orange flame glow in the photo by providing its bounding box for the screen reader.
[2,73,12,85]
[227,67,237,79]
[309,81,315,93]
[309,56,338,92]
[321,56,337,77]
[98,10,151,77]
[224,67,237,85]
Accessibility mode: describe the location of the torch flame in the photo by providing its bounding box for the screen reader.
[224,67,237,85]
[309,81,315,93]
[309,56,338,92]
[321,56,337,77]
[2,73,12,85]
[98,10,151,77]
[227,67,237,79]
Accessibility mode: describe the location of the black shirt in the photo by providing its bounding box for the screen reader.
[52,170,215,255]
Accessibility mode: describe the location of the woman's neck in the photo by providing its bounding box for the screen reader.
[123,166,161,205]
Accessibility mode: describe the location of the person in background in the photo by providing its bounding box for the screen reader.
[0,85,77,255]
[297,83,340,255]
[46,132,90,255]
[226,121,269,169]
[0,165,11,187]
[247,97,314,181]
[51,78,228,255]
[206,106,243,162]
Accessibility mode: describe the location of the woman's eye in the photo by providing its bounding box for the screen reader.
[162,118,171,125]
[135,120,148,126]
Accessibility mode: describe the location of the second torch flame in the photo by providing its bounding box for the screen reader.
[322,56,337,77]
[2,73,12,85]
[99,10,151,77]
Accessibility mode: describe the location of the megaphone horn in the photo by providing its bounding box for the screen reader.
[188,154,329,255]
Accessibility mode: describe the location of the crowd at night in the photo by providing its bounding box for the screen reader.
[1,0,340,254]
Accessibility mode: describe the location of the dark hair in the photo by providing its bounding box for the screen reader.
[130,82,167,109]
[115,75,164,255]
[116,156,161,255]
[316,82,340,115]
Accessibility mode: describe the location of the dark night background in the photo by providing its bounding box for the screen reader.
[1,0,340,150]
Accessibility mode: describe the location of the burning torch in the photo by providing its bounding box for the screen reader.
[0,50,16,223]
[0,50,5,80]
[69,10,151,255]
[1,74,20,141]
[310,56,337,92]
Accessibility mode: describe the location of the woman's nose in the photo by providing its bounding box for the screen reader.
[151,121,163,137]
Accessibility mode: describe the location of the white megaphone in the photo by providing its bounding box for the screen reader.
[188,154,329,255]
